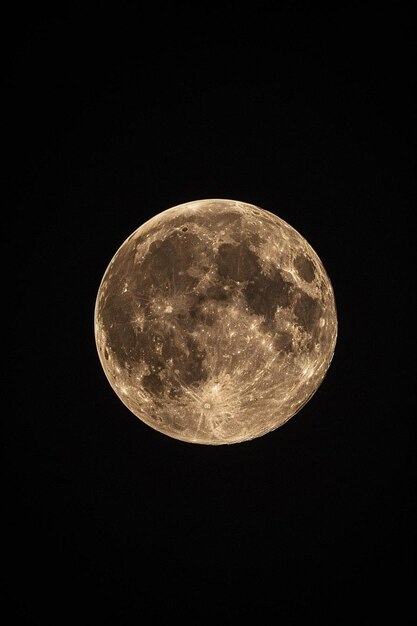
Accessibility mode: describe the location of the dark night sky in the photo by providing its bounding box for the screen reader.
[5,3,415,623]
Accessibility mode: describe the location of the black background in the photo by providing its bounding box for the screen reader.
[5,3,415,623]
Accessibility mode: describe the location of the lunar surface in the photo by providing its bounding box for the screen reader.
[95,199,337,444]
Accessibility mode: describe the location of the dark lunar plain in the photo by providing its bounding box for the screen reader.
[4,3,415,623]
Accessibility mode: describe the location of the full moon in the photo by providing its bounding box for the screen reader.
[95,199,337,444]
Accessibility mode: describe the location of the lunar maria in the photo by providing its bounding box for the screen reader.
[94,199,337,444]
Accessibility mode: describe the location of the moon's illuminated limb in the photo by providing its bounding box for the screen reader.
[94,199,337,444]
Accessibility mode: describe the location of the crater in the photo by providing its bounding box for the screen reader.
[294,254,315,283]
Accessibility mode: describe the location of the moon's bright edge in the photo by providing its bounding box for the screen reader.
[94,199,337,444]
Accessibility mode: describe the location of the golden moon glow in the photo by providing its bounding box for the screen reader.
[94,199,337,444]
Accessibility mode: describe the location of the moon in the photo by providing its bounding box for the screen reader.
[94,199,337,444]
